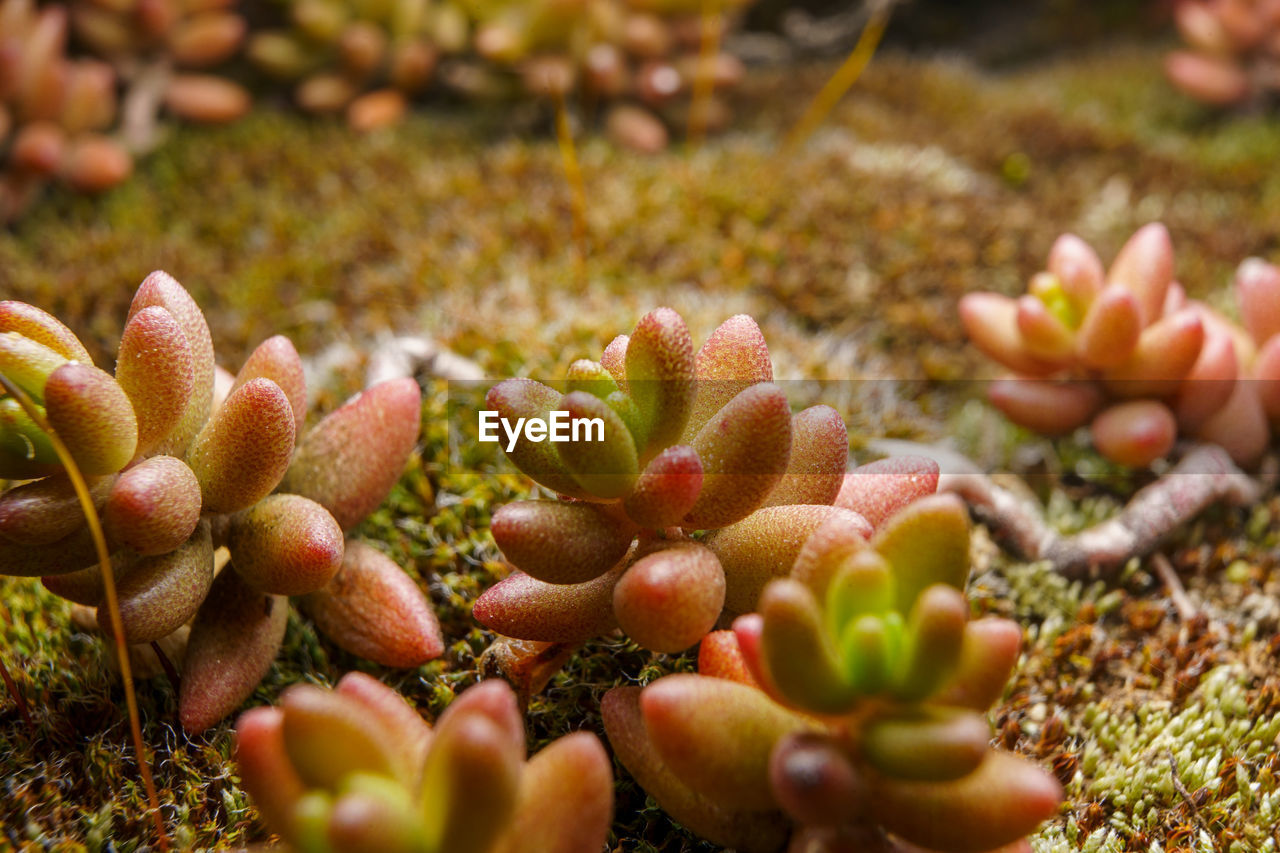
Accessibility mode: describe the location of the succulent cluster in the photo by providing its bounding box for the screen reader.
[603,469,1063,853]
[0,271,439,731]
[473,308,868,672]
[247,0,460,132]
[235,673,613,853]
[0,0,133,222]
[68,0,252,134]
[960,222,1280,468]
[1166,0,1280,108]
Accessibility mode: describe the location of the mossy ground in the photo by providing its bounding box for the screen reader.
[2,40,1279,852]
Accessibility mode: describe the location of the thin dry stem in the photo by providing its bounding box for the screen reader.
[0,375,170,851]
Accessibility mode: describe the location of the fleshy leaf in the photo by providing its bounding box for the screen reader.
[1192,379,1269,468]
[115,305,195,457]
[613,541,725,653]
[280,683,406,789]
[862,707,990,782]
[683,383,792,530]
[769,731,869,828]
[622,444,704,528]
[600,335,629,388]
[1046,233,1104,313]
[554,390,639,499]
[231,335,308,436]
[957,293,1057,376]
[492,732,613,853]
[987,378,1102,436]
[1090,400,1176,468]
[1075,284,1142,369]
[0,301,91,363]
[491,500,635,585]
[227,494,344,596]
[0,473,111,546]
[100,520,213,645]
[1107,222,1174,327]
[601,687,789,853]
[640,673,812,812]
[833,456,940,530]
[683,314,773,442]
[870,494,970,614]
[1101,308,1204,396]
[892,584,969,701]
[0,330,68,400]
[235,707,308,844]
[334,671,433,766]
[624,307,695,455]
[328,774,426,853]
[1014,294,1075,365]
[187,377,295,513]
[472,563,625,643]
[0,397,61,479]
[43,362,138,475]
[708,505,871,615]
[564,358,618,399]
[1236,258,1280,346]
[758,578,858,714]
[179,568,288,733]
[2,525,98,577]
[934,618,1023,711]
[1175,324,1237,432]
[761,405,847,508]
[282,377,422,529]
[127,271,215,457]
[299,540,443,668]
[697,630,759,687]
[102,455,201,556]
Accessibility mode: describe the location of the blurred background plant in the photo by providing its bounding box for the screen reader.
[1166,0,1280,108]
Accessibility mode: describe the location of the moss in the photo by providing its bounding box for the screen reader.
[1,42,1279,851]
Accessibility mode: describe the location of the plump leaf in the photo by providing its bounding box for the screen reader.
[833,455,939,531]
[862,707,990,782]
[987,378,1103,437]
[600,335,629,387]
[483,379,587,499]
[624,307,695,455]
[1107,222,1173,327]
[492,731,613,853]
[102,455,202,555]
[1101,308,1204,397]
[1,524,98,577]
[708,505,872,615]
[281,377,420,530]
[1090,399,1177,468]
[1046,233,1104,314]
[789,514,873,599]
[761,406,847,508]
[0,301,91,363]
[892,584,969,701]
[957,293,1057,376]
[491,500,635,585]
[555,390,640,499]
[1236,257,1280,346]
[42,562,106,604]
[179,568,288,733]
[115,305,195,457]
[235,707,308,844]
[1192,379,1269,468]
[871,494,970,614]
[227,494,344,595]
[0,473,111,546]
[334,671,433,767]
[187,377,295,514]
[299,540,443,668]
[640,673,812,811]
[769,731,868,828]
[328,774,427,853]
[280,683,407,789]
[1175,324,1237,432]
[419,684,524,853]
[875,751,1063,852]
[472,562,625,643]
[127,271,215,457]
[758,578,858,714]
[0,330,68,400]
[232,335,308,436]
[1014,293,1075,365]
[601,687,790,853]
[934,618,1023,711]
[613,542,725,653]
[564,359,618,399]
[100,519,213,645]
[697,629,759,687]
[623,444,704,528]
[683,383,792,530]
[0,397,61,479]
[43,362,137,475]
[683,314,773,442]
[1075,284,1142,369]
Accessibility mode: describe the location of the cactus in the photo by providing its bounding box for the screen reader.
[603,474,1063,853]
[0,0,133,222]
[473,308,858,692]
[1166,0,1280,108]
[0,271,441,731]
[235,672,614,853]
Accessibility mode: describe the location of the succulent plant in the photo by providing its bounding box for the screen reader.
[473,308,865,690]
[1166,0,1280,108]
[603,475,1063,853]
[68,0,252,143]
[0,0,133,222]
[235,672,614,853]
[247,0,461,131]
[0,270,440,731]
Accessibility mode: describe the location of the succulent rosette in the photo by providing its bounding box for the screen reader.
[1165,0,1280,108]
[247,0,458,131]
[0,271,440,731]
[0,0,133,222]
[235,672,614,853]
[603,473,1062,853]
[474,308,859,668]
[958,222,1274,467]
